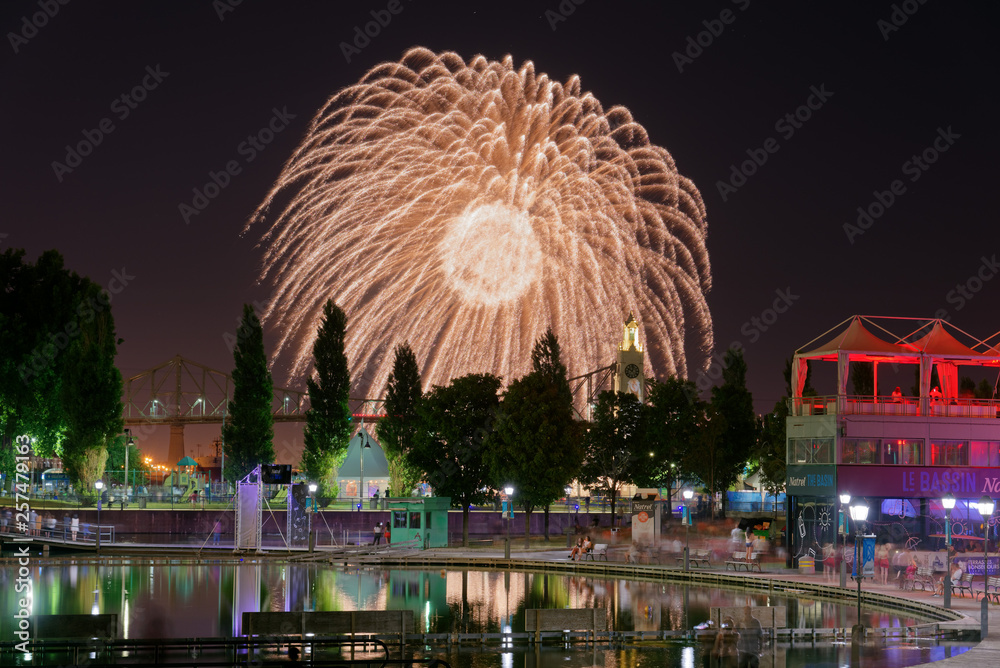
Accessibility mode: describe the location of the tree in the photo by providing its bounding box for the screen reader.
[0,250,123,492]
[687,348,756,518]
[850,361,874,397]
[642,376,702,509]
[484,329,583,545]
[579,390,646,524]
[376,343,424,498]
[59,279,124,493]
[409,373,500,546]
[223,304,275,481]
[755,399,787,514]
[301,300,353,498]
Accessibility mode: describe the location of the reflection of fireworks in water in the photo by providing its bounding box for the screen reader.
[249,48,712,394]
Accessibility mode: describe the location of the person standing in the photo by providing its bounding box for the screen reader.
[213,519,222,545]
[745,528,754,561]
[373,522,382,545]
[71,515,80,541]
[383,523,390,545]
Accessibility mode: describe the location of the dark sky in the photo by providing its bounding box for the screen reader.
[3,1,998,461]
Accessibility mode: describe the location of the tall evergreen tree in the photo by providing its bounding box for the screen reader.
[301,300,353,498]
[409,373,500,546]
[641,376,702,508]
[376,342,423,498]
[485,329,582,545]
[223,304,275,481]
[579,390,646,524]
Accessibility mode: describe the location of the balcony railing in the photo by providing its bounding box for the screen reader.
[789,395,1000,418]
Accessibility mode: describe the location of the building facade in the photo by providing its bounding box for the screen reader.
[614,311,645,402]
[785,316,1000,567]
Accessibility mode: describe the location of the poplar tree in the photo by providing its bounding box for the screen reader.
[223,304,274,481]
[301,300,353,497]
[376,343,423,498]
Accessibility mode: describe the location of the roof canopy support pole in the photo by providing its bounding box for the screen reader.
[920,356,931,415]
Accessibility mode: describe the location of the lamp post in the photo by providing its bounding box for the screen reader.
[942,492,956,609]
[94,480,104,553]
[358,433,372,511]
[977,495,995,587]
[839,492,851,588]
[682,488,694,571]
[849,499,869,641]
[123,429,134,510]
[504,485,514,559]
[308,482,317,552]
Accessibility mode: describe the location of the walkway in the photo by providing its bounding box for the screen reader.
[399,544,999,667]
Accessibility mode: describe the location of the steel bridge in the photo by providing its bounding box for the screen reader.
[122,355,385,462]
[122,355,619,462]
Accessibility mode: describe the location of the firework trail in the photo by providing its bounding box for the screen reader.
[249,48,712,397]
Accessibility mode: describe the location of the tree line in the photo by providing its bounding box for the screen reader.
[281,299,773,546]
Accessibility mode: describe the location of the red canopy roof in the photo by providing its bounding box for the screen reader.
[797,316,920,362]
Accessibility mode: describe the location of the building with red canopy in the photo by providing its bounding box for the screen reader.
[785,316,1000,569]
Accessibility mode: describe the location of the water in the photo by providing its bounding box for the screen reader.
[0,559,973,667]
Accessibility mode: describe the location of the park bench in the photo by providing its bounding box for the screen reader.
[676,548,711,568]
[953,572,975,598]
[912,567,935,592]
[975,576,1000,603]
[583,544,608,561]
[725,551,761,573]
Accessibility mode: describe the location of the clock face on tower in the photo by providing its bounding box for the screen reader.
[624,363,640,379]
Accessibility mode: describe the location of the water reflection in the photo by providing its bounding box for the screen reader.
[0,560,937,639]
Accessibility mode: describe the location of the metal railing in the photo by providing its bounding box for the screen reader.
[789,395,1000,418]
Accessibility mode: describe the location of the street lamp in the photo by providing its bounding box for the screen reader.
[839,492,851,588]
[308,482,318,552]
[123,429,134,510]
[94,480,104,553]
[504,485,514,559]
[358,433,372,510]
[942,492,956,609]
[977,495,995,591]
[849,498,869,641]
[682,488,694,571]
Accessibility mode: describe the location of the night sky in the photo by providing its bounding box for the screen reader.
[4,1,998,462]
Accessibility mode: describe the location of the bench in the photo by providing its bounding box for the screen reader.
[583,544,608,561]
[953,572,975,598]
[975,576,1000,603]
[676,548,712,568]
[725,551,761,573]
[912,567,935,592]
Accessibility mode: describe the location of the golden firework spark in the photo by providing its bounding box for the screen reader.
[249,48,712,396]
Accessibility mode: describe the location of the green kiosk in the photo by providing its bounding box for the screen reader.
[387,497,450,549]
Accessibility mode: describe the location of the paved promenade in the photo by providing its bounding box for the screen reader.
[408,544,1000,667]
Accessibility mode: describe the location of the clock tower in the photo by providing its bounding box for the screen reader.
[614,311,645,402]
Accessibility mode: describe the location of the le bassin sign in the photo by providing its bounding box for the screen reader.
[839,466,1000,498]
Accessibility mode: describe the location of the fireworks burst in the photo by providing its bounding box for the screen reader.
[249,47,712,396]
